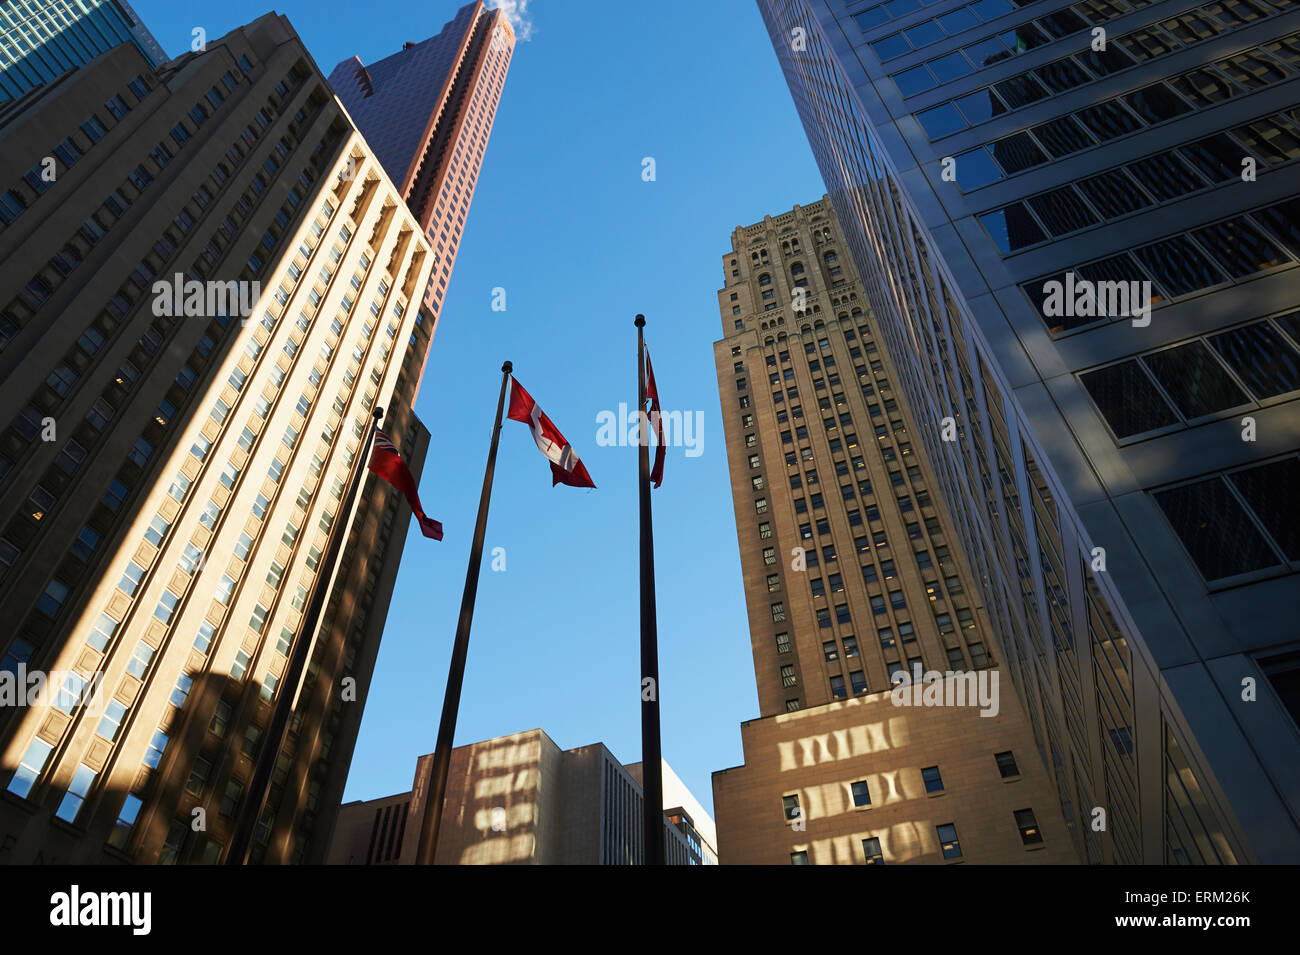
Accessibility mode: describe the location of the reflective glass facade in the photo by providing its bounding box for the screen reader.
[0,0,166,102]
[758,0,1300,862]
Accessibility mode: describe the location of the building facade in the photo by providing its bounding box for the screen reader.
[756,0,1300,862]
[328,728,718,865]
[0,0,167,103]
[0,13,442,863]
[328,0,513,364]
[711,198,1078,865]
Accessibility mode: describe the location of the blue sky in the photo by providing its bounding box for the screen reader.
[135,0,824,817]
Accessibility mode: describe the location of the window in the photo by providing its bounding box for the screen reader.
[850,670,867,695]
[1015,808,1043,845]
[862,837,884,864]
[232,649,251,681]
[775,633,791,654]
[783,794,801,820]
[56,764,98,822]
[216,574,236,605]
[937,823,962,859]
[143,729,168,769]
[995,751,1020,778]
[851,780,871,807]
[1154,476,1280,580]
[790,850,809,865]
[97,700,127,741]
[118,561,145,596]
[922,765,944,793]
[781,664,797,687]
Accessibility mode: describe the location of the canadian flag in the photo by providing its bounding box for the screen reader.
[644,346,665,488]
[368,430,444,540]
[507,377,596,488]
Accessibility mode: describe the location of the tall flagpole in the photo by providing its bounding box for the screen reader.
[227,405,385,865]
[416,360,512,865]
[635,315,665,866]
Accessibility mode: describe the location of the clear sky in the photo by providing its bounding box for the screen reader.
[134,0,825,817]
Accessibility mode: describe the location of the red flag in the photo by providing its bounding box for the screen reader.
[507,377,596,489]
[368,431,444,540]
[644,346,665,488]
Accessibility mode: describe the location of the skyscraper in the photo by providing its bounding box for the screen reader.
[0,0,167,103]
[711,198,1077,865]
[0,13,441,863]
[329,0,513,356]
[757,0,1300,862]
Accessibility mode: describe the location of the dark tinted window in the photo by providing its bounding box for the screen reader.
[1252,198,1300,258]
[1127,151,1205,200]
[1142,341,1249,418]
[1191,217,1287,277]
[1124,83,1193,124]
[990,132,1047,174]
[1031,116,1094,156]
[1180,133,1251,182]
[1081,361,1179,437]
[1029,187,1098,236]
[1078,169,1151,218]
[1209,322,1300,399]
[980,204,1047,253]
[1229,458,1300,560]
[1132,235,1224,296]
[1155,478,1279,579]
[1078,100,1143,140]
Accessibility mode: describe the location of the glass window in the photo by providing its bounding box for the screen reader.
[1154,477,1279,579]
[1229,458,1300,560]
[1081,361,1179,437]
[1142,341,1250,418]
[1209,322,1300,399]
[1132,234,1225,296]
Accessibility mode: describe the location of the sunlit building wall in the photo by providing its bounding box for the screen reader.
[711,198,1076,864]
[328,728,718,865]
[0,13,437,863]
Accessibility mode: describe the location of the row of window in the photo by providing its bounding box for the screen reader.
[1080,312,1300,439]
[1021,196,1300,331]
[934,32,1300,189]
[978,111,1299,255]
[896,0,1281,102]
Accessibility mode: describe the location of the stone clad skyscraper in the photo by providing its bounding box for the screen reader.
[757,0,1300,862]
[0,13,442,863]
[712,198,1077,865]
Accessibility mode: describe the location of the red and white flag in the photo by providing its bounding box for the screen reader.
[507,377,596,489]
[644,346,665,488]
[368,430,444,540]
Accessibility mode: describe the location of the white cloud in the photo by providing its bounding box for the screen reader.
[487,0,535,42]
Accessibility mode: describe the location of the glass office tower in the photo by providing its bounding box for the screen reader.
[757,0,1300,863]
[0,0,166,102]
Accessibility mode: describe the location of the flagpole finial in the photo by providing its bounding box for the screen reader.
[634,314,645,328]
[502,360,512,374]
[372,406,384,421]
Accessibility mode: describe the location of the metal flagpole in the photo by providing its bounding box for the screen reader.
[226,405,385,864]
[415,360,512,864]
[635,315,665,866]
